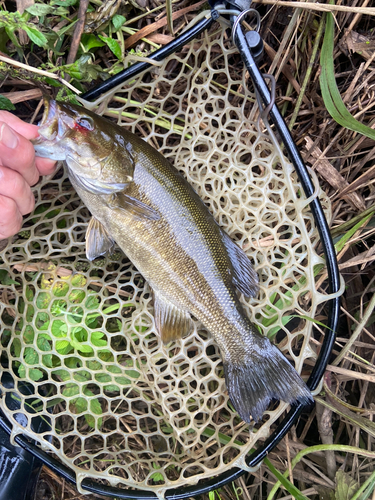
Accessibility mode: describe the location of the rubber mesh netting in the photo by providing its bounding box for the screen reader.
[0,27,341,496]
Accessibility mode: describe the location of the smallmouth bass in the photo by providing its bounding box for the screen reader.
[33,98,313,423]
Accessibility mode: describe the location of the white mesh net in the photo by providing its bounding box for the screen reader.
[0,27,340,496]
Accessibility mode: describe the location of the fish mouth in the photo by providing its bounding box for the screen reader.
[33,97,68,160]
[39,95,58,127]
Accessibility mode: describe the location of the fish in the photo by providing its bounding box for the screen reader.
[33,98,313,423]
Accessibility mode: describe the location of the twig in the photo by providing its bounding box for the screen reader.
[316,400,336,480]
[0,54,81,94]
[285,434,294,486]
[67,0,90,65]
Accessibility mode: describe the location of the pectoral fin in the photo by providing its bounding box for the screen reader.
[86,217,115,261]
[153,291,193,343]
[222,232,259,297]
[109,193,160,221]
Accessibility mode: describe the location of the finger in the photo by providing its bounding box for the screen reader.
[0,166,35,215]
[0,195,23,240]
[0,122,39,186]
[0,110,39,140]
[35,156,57,176]
[0,112,56,176]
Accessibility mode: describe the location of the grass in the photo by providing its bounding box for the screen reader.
[1,0,375,499]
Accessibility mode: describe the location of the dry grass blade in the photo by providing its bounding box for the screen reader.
[0,55,81,93]
[316,397,375,439]
[253,0,375,16]
[304,137,366,211]
[166,0,174,36]
[124,0,206,49]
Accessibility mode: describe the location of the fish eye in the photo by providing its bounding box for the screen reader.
[76,116,94,131]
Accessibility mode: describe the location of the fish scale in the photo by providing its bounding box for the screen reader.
[33,98,313,423]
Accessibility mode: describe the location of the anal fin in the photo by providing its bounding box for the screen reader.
[221,231,259,297]
[86,217,115,261]
[153,290,193,344]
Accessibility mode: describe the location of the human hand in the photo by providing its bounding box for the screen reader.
[0,111,56,240]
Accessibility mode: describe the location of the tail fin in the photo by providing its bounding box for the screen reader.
[223,335,313,423]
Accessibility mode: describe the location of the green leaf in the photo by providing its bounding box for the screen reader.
[74,370,91,382]
[69,289,86,303]
[11,338,21,357]
[150,472,164,482]
[91,331,107,347]
[107,365,122,374]
[112,14,126,31]
[95,373,111,383]
[23,326,34,344]
[104,384,120,392]
[264,458,309,500]
[26,305,34,322]
[85,294,100,310]
[56,340,72,354]
[75,343,94,353]
[52,281,69,297]
[80,33,105,52]
[18,364,26,378]
[51,0,77,5]
[72,274,87,287]
[24,347,38,365]
[335,470,358,500]
[320,9,375,141]
[52,320,68,338]
[0,94,15,111]
[81,387,103,428]
[26,4,55,15]
[98,35,121,59]
[87,360,102,371]
[42,353,53,367]
[25,285,34,301]
[23,26,48,47]
[125,369,140,379]
[36,312,50,330]
[89,396,103,416]
[114,376,131,385]
[29,368,44,381]
[5,26,20,48]
[334,211,374,253]
[37,334,51,351]
[36,292,51,309]
[62,383,79,398]
[0,269,19,285]
[52,369,71,381]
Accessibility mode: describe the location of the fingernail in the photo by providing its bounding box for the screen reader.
[0,123,19,149]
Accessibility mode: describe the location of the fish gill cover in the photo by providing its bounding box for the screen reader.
[0,29,341,496]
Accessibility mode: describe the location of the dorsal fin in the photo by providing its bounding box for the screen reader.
[221,232,259,297]
[153,290,193,344]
